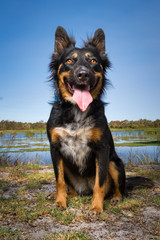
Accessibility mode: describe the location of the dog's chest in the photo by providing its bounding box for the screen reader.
[57,113,95,173]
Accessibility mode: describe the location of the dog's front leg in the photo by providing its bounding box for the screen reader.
[90,147,109,213]
[55,158,67,209]
[48,143,67,209]
[48,128,67,209]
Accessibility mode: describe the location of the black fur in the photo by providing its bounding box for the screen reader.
[47,27,126,210]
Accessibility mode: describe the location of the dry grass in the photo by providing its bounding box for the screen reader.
[0,163,160,239]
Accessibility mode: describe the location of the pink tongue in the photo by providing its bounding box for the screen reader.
[72,89,93,112]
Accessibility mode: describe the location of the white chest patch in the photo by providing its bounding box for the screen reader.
[60,129,91,173]
[55,112,95,174]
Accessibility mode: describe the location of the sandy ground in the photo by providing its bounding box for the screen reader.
[0,166,160,240]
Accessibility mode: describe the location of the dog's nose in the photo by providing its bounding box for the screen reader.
[76,67,89,83]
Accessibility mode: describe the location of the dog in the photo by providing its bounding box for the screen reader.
[47,26,126,213]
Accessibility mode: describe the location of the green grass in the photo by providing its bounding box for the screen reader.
[0,180,9,193]
[0,129,46,134]
[43,231,92,240]
[115,140,160,147]
[0,143,49,149]
[110,127,160,132]
[0,147,50,154]
[68,195,92,208]
[0,226,21,240]
[0,163,160,239]
[0,194,75,225]
[130,167,160,181]
[104,197,144,215]
[50,208,76,225]
[151,196,160,206]
[2,127,160,134]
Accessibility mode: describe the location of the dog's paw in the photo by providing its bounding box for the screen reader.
[55,197,67,210]
[46,192,57,200]
[90,199,103,214]
[111,196,122,205]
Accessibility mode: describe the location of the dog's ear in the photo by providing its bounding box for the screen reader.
[54,26,75,55]
[92,29,105,53]
[86,29,105,54]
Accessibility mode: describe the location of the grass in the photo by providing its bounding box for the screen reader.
[110,127,160,132]
[43,231,92,240]
[104,197,144,215]
[0,129,46,134]
[50,208,76,225]
[115,140,160,147]
[0,226,21,240]
[0,161,160,239]
[68,195,92,208]
[151,196,160,206]
[0,180,9,195]
[2,127,159,134]
[0,147,50,154]
[0,194,75,224]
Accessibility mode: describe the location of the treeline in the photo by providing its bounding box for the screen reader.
[109,119,160,129]
[0,119,160,131]
[0,120,46,130]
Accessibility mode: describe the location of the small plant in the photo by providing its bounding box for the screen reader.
[0,226,21,240]
[10,163,27,178]
[133,152,159,165]
[43,231,91,240]
[50,208,75,225]
[0,180,9,193]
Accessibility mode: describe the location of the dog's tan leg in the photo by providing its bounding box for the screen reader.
[109,161,122,204]
[55,158,67,208]
[90,159,106,213]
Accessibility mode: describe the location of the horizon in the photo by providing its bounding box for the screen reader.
[0,0,160,122]
[0,118,159,124]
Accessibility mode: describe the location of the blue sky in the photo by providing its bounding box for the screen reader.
[0,0,160,123]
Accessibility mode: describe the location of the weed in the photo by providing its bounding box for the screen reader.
[104,197,144,215]
[42,231,92,240]
[134,188,149,196]
[25,182,42,190]
[0,226,21,240]
[0,180,9,193]
[10,164,27,178]
[151,196,160,206]
[68,195,92,208]
[50,208,75,225]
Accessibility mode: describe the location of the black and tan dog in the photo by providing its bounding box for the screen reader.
[47,26,126,213]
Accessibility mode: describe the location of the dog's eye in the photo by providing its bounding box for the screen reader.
[66,59,73,64]
[91,59,97,64]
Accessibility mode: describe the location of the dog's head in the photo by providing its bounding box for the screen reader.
[50,26,110,111]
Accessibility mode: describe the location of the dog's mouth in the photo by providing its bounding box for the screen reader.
[65,79,98,95]
[64,78,98,112]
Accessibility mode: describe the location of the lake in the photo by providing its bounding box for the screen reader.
[0,130,159,165]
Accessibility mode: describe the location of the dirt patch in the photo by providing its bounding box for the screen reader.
[0,165,160,240]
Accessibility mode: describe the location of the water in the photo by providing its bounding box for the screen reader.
[0,130,159,164]
[116,146,160,164]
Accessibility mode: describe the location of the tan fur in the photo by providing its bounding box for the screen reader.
[85,52,91,57]
[90,127,103,142]
[90,159,106,213]
[49,126,102,144]
[72,52,78,58]
[91,72,103,99]
[49,128,67,143]
[58,71,72,100]
[55,159,67,208]
[109,161,122,203]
